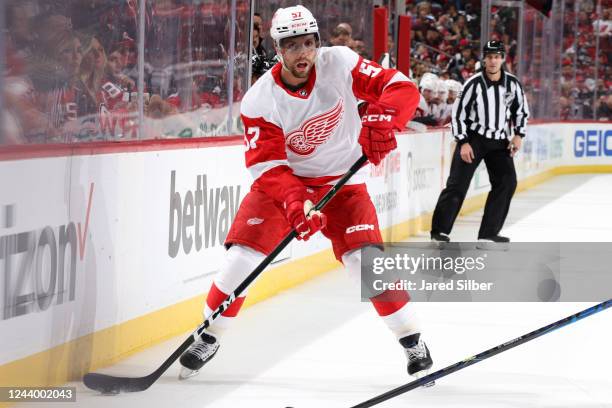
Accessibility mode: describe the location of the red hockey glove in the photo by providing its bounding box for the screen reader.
[284,188,327,241]
[358,103,398,166]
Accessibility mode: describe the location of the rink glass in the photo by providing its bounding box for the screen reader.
[1,0,607,147]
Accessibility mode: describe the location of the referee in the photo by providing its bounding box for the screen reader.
[430,40,529,243]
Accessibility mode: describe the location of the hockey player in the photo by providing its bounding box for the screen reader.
[445,79,462,106]
[413,72,439,126]
[431,80,451,125]
[179,5,433,381]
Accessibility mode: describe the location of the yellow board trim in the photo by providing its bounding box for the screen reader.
[2,164,611,400]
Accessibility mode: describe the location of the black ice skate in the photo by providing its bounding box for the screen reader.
[178,331,220,380]
[430,231,450,243]
[476,235,510,250]
[399,333,434,386]
[478,234,510,243]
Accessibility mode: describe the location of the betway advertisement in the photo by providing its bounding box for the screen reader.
[1,122,610,367]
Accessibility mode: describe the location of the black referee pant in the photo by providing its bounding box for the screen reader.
[431,132,517,239]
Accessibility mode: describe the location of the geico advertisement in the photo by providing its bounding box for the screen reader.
[574,128,612,158]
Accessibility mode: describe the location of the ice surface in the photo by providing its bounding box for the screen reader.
[30,174,611,408]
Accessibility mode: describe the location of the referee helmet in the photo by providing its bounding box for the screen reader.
[482,40,505,58]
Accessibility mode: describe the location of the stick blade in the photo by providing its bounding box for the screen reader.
[83,372,152,394]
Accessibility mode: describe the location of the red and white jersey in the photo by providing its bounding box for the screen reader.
[98,80,127,110]
[240,46,420,203]
[432,102,452,124]
[415,97,434,118]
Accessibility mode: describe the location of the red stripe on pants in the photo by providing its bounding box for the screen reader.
[369,288,410,317]
[206,283,246,317]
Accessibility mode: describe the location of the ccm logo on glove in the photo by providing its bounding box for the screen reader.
[358,103,398,166]
[362,114,393,123]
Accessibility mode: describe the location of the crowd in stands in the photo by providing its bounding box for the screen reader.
[408,0,610,123]
[407,0,505,126]
[558,1,611,120]
[2,0,609,146]
[3,0,251,145]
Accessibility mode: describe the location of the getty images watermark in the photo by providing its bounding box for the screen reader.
[360,243,612,302]
[371,251,493,292]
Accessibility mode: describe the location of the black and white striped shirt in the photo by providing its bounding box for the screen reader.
[451,70,529,143]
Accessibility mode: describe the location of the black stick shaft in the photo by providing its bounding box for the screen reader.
[350,299,611,408]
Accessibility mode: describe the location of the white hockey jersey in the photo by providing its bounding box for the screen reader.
[415,96,435,118]
[432,102,452,125]
[239,46,419,202]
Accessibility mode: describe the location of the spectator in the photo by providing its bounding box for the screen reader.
[79,35,108,112]
[106,46,136,92]
[29,25,94,142]
[6,2,38,61]
[592,7,611,37]
[252,11,276,61]
[446,39,476,81]
[350,39,369,59]
[425,26,443,49]
[329,23,353,47]
[596,94,612,120]
[409,0,483,87]
[2,44,48,144]
[559,96,572,120]
[448,15,471,43]
[253,24,268,59]
[253,12,266,39]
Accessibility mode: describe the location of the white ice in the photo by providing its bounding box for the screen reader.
[32,174,612,408]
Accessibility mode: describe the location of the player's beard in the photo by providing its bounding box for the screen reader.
[287,53,316,79]
[289,61,311,78]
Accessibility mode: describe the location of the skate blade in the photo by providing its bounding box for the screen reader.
[475,240,509,251]
[178,367,200,380]
[412,369,435,387]
[430,240,449,249]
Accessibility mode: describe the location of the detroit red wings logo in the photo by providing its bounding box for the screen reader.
[286,99,344,156]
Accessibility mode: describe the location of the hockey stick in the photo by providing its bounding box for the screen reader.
[350,299,612,408]
[83,154,368,394]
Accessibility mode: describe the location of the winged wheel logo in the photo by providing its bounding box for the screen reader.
[286,99,344,156]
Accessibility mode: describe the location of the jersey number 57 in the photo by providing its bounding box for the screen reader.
[359,60,382,78]
[245,127,260,151]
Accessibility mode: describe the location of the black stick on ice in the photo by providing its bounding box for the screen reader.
[350,299,611,408]
[83,155,368,394]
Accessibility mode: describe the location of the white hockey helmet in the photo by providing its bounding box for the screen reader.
[445,79,462,94]
[270,5,319,45]
[419,72,439,91]
[435,80,448,100]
